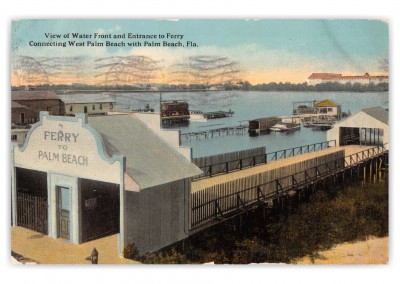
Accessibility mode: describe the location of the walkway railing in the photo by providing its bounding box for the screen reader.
[193,140,337,179]
[191,143,388,228]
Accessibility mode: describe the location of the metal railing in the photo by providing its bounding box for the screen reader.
[193,140,337,179]
[191,143,388,228]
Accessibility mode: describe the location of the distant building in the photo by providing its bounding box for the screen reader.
[293,99,341,117]
[314,99,341,117]
[58,94,116,115]
[11,101,38,125]
[308,73,389,86]
[12,91,65,116]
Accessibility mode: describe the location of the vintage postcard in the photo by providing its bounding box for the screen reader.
[11,19,389,264]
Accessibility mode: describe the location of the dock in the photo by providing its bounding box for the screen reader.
[181,124,248,140]
[202,110,234,119]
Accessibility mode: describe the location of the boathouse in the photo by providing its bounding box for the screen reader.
[11,111,202,255]
[327,106,388,146]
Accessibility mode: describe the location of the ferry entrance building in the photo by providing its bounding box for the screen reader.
[12,112,201,255]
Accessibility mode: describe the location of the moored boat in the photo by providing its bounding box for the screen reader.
[270,122,301,132]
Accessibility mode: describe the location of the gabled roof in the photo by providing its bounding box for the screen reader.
[12,91,61,101]
[88,114,202,190]
[314,99,337,107]
[361,106,388,125]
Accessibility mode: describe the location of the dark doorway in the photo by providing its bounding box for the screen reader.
[84,106,88,113]
[20,113,25,124]
[16,168,48,234]
[80,179,119,242]
[339,127,360,146]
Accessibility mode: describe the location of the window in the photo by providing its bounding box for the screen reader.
[92,105,95,110]
[327,108,333,112]
[110,103,113,109]
[11,135,17,141]
[100,104,103,110]
[70,105,73,112]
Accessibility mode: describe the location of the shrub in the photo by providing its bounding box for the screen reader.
[123,243,139,260]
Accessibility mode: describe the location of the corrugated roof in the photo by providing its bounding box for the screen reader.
[88,114,202,190]
[12,91,61,101]
[59,94,116,104]
[362,106,388,125]
[314,99,338,107]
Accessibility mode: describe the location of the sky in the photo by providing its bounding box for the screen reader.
[11,19,389,86]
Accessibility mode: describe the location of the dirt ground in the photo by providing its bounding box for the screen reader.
[294,236,388,264]
[11,226,388,265]
[11,226,139,264]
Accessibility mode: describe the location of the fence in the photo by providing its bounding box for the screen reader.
[17,192,48,234]
[193,140,336,179]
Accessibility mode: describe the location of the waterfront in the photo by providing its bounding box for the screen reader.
[67,91,388,158]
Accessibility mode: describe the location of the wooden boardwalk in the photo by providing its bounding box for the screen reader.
[192,145,375,193]
[190,144,388,229]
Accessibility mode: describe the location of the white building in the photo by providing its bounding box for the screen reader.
[314,99,341,117]
[59,94,116,116]
[327,107,388,147]
[12,112,202,255]
[308,73,389,86]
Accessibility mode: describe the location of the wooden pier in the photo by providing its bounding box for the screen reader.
[190,143,388,232]
[181,124,248,140]
[202,110,234,119]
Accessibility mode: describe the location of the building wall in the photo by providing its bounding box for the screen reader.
[315,106,339,116]
[14,99,65,116]
[11,129,29,144]
[327,112,389,145]
[309,77,389,86]
[134,112,193,161]
[13,113,122,184]
[124,178,190,254]
[65,102,115,115]
[12,107,38,124]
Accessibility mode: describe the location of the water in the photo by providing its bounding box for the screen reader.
[76,91,389,158]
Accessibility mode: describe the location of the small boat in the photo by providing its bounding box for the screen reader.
[270,122,301,132]
[312,123,334,130]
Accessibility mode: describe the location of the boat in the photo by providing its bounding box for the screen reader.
[311,123,334,130]
[269,122,301,132]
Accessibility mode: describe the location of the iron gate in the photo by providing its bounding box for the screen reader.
[17,192,48,234]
